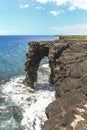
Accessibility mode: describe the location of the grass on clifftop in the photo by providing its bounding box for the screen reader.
[60,36,87,40]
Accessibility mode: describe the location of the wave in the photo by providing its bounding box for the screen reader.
[0,64,55,130]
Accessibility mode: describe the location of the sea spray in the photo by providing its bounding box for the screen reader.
[0,64,55,130]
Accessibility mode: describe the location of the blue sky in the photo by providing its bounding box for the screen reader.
[0,0,87,35]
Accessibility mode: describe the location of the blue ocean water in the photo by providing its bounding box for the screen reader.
[0,35,56,84]
[0,35,56,130]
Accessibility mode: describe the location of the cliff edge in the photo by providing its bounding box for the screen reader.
[25,38,87,130]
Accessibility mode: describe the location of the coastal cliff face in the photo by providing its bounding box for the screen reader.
[25,38,87,130]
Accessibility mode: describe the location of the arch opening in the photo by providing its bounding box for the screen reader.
[37,56,51,83]
[34,57,53,91]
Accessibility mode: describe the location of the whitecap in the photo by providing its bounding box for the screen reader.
[0,64,55,130]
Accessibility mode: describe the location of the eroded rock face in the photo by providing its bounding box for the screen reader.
[24,40,70,88]
[24,41,49,87]
[25,39,87,130]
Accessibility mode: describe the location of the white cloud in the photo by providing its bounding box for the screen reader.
[0,30,16,35]
[50,10,60,16]
[36,0,70,5]
[36,0,87,10]
[69,6,76,11]
[36,6,45,10]
[51,24,87,34]
[36,0,49,3]
[20,4,29,8]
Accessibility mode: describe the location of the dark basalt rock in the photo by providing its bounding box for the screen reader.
[24,40,69,88]
[24,38,87,130]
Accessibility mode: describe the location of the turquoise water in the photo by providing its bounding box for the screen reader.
[0,35,56,84]
[0,35,56,130]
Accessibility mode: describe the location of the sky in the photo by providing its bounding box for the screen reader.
[0,0,87,35]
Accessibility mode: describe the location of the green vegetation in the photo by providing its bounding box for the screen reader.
[60,35,87,40]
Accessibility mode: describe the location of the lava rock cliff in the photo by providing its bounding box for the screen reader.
[25,38,87,130]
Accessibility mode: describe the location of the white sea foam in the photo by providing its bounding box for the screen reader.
[40,64,49,68]
[1,64,55,130]
[37,63,51,84]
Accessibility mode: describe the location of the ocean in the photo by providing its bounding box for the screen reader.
[0,35,56,130]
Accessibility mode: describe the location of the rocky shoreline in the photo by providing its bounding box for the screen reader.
[25,37,87,130]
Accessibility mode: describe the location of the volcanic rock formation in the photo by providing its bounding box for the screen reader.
[25,38,87,130]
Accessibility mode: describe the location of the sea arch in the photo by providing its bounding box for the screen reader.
[24,41,69,88]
